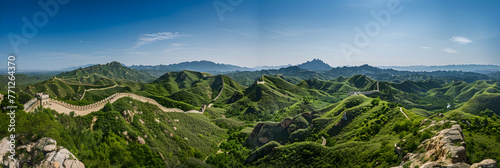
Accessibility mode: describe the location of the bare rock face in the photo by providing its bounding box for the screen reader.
[301,113,313,119]
[63,160,86,168]
[35,137,58,152]
[400,122,498,168]
[280,118,293,128]
[401,123,468,167]
[245,121,287,148]
[244,113,317,149]
[420,124,467,164]
[471,159,498,168]
[0,137,85,168]
[138,136,146,144]
[451,146,467,163]
[258,137,270,144]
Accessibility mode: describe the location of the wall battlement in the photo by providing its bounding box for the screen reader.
[25,92,202,116]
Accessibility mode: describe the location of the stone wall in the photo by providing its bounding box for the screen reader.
[23,92,205,115]
[24,98,38,111]
[35,92,199,115]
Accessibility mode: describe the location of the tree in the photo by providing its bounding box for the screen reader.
[102,102,114,112]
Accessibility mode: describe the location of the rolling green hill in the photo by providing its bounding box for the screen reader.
[56,61,156,84]
[297,75,376,95]
[226,66,333,86]
[147,70,246,108]
[0,74,53,93]
[222,75,332,121]
[18,62,153,104]
[460,93,500,115]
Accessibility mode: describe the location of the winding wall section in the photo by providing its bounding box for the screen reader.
[79,84,121,100]
[26,93,202,116]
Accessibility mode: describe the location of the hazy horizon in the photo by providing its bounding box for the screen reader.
[1,0,499,70]
[6,59,500,72]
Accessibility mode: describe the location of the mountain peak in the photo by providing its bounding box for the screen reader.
[106,61,125,67]
[297,59,332,71]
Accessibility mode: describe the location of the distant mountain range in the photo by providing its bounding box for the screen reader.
[379,64,500,74]
[252,64,292,71]
[129,60,253,76]
[228,64,498,86]
[128,59,333,75]
[129,59,499,74]
[296,58,333,71]
[6,59,499,77]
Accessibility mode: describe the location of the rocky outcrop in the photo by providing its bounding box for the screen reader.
[401,123,467,167]
[471,159,498,168]
[280,118,293,128]
[416,162,470,168]
[244,113,316,149]
[400,122,497,168]
[138,136,146,144]
[0,137,85,168]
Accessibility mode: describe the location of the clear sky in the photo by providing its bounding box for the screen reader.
[1,0,499,70]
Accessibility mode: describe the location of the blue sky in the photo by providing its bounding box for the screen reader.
[1,0,499,70]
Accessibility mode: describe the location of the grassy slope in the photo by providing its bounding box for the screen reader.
[460,93,500,115]
[248,87,500,167]
[249,95,426,167]
[55,61,156,84]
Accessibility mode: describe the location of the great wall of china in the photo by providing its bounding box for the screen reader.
[16,73,230,116]
[348,81,380,96]
[256,76,265,85]
[23,92,203,116]
[9,76,381,115]
[79,84,121,101]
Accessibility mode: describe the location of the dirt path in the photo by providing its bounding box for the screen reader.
[400,107,410,120]
[204,139,226,162]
